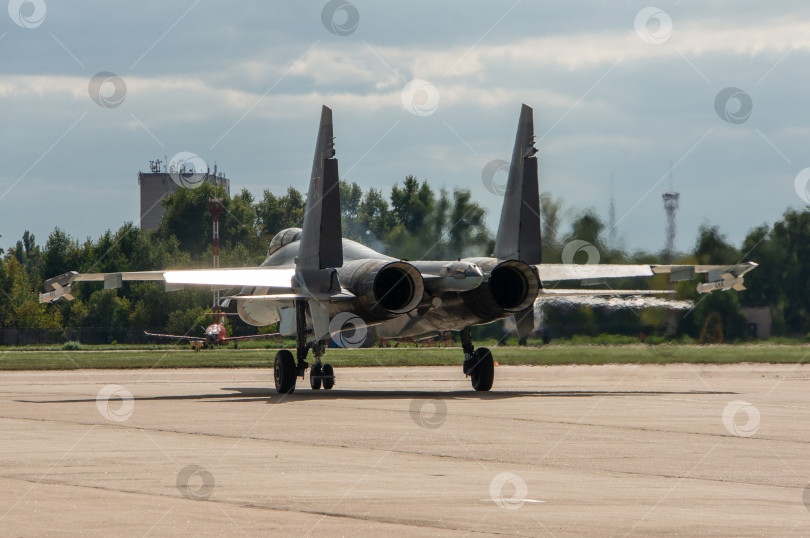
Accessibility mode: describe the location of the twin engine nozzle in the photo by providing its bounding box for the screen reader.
[336,260,425,321]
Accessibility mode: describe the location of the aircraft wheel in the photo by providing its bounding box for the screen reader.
[322,363,335,390]
[470,347,494,391]
[310,363,323,390]
[274,350,297,394]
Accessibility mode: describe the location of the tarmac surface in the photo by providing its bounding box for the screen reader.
[2,363,810,536]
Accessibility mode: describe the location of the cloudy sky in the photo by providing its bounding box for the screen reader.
[1,0,809,258]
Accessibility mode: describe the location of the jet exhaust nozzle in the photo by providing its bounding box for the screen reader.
[337,260,425,321]
[457,258,540,319]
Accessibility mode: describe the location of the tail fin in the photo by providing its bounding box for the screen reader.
[298,105,343,271]
[493,104,541,264]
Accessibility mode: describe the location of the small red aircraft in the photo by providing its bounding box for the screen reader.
[145,314,278,350]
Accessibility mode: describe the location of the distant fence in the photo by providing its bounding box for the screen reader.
[0,328,153,346]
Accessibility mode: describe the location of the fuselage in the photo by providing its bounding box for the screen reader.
[234,228,539,340]
[204,323,226,345]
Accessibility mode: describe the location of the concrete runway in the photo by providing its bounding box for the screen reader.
[2,363,810,536]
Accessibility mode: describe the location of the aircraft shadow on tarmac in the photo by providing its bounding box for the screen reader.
[18,387,736,405]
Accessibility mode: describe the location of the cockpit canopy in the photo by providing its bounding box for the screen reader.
[267,228,302,257]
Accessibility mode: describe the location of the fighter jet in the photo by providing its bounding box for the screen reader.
[40,105,757,393]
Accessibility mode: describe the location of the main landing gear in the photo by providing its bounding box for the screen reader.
[308,340,335,391]
[273,349,297,393]
[273,299,335,394]
[309,359,335,390]
[460,326,494,391]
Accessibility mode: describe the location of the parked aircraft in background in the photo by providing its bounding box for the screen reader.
[144,314,278,351]
[40,105,757,393]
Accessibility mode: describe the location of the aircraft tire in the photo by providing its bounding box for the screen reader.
[470,347,494,391]
[322,363,335,390]
[274,350,297,393]
[310,363,323,390]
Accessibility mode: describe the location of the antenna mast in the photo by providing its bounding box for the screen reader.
[662,161,679,264]
[608,174,617,251]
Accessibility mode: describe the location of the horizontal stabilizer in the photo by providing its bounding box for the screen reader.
[222,290,355,302]
[537,295,695,310]
[539,289,675,296]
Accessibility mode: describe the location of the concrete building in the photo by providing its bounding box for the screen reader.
[139,160,230,231]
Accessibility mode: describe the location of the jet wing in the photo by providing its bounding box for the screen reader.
[144,330,283,343]
[143,331,206,342]
[221,332,282,342]
[39,268,296,303]
[536,262,757,293]
[161,268,295,287]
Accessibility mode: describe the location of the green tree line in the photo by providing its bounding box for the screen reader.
[0,176,808,341]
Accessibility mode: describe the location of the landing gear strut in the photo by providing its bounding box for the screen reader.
[461,326,494,391]
[273,299,337,393]
[294,299,309,377]
[273,300,308,394]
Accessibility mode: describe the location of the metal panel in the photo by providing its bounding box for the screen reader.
[104,273,123,290]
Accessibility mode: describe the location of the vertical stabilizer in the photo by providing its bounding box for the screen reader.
[298,105,343,271]
[493,104,541,264]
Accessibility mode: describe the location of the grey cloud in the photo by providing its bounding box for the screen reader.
[1,0,808,253]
